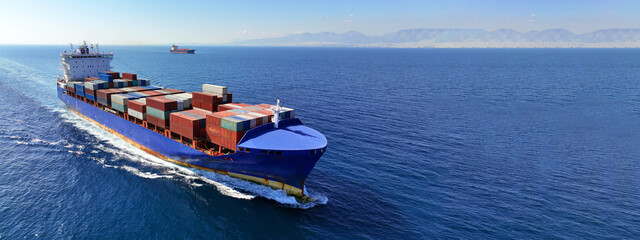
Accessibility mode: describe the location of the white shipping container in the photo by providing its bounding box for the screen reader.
[128,108,145,120]
[202,84,228,95]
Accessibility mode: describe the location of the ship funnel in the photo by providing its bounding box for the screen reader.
[272,97,281,128]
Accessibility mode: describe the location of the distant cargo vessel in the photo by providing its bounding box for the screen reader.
[56,42,326,200]
[170,45,195,54]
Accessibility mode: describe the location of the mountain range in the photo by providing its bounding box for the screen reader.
[231,29,640,48]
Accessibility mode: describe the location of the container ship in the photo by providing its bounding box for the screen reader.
[56,42,326,200]
[170,45,195,54]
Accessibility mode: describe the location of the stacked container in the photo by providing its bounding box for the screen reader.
[202,84,233,104]
[84,80,108,101]
[122,73,137,80]
[132,79,150,86]
[128,98,147,120]
[96,89,126,106]
[165,93,192,111]
[170,109,210,139]
[66,81,82,94]
[192,92,222,112]
[74,83,86,97]
[110,93,141,112]
[146,96,179,128]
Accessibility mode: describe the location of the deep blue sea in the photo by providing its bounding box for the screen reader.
[1,46,639,239]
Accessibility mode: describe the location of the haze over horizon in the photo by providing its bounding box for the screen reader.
[1,0,640,45]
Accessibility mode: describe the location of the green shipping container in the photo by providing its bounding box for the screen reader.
[146,107,172,120]
[221,116,251,132]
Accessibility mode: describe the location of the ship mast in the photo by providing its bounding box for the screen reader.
[272,97,281,128]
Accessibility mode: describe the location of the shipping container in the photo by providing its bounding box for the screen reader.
[128,108,145,120]
[74,83,85,97]
[103,71,120,79]
[147,96,178,111]
[170,109,209,139]
[205,111,238,126]
[147,106,173,120]
[147,114,170,128]
[122,73,137,80]
[202,84,228,95]
[221,115,251,132]
[128,98,147,113]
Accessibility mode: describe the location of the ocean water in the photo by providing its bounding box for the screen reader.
[1,46,639,239]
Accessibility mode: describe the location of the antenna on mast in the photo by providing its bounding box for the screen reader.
[69,43,73,52]
[96,43,99,53]
[271,97,282,128]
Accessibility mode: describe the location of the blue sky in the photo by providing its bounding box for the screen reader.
[0,0,639,45]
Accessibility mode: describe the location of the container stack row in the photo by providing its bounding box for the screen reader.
[204,103,295,150]
[67,75,301,151]
[170,109,209,139]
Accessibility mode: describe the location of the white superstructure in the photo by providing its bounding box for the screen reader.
[60,41,113,81]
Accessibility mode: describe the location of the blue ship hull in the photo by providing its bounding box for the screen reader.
[57,87,326,196]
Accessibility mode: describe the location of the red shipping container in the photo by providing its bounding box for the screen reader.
[220,137,237,150]
[85,89,96,97]
[147,96,178,111]
[84,77,99,82]
[206,111,238,126]
[206,131,222,144]
[137,90,165,97]
[171,124,206,139]
[122,73,137,80]
[226,92,233,103]
[128,100,146,113]
[206,124,222,135]
[104,71,120,79]
[96,89,126,100]
[170,111,205,129]
[148,115,170,128]
[193,92,222,104]
[221,128,245,142]
[200,102,217,112]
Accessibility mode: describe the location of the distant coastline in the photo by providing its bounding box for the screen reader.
[229,28,640,48]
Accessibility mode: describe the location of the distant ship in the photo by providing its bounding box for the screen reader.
[170,45,195,54]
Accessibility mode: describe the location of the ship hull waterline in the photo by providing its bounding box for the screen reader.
[58,87,323,201]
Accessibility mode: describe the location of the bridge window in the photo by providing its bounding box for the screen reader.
[238,147,244,152]
[269,151,274,155]
[276,151,282,155]
[310,150,316,154]
[261,150,266,154]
